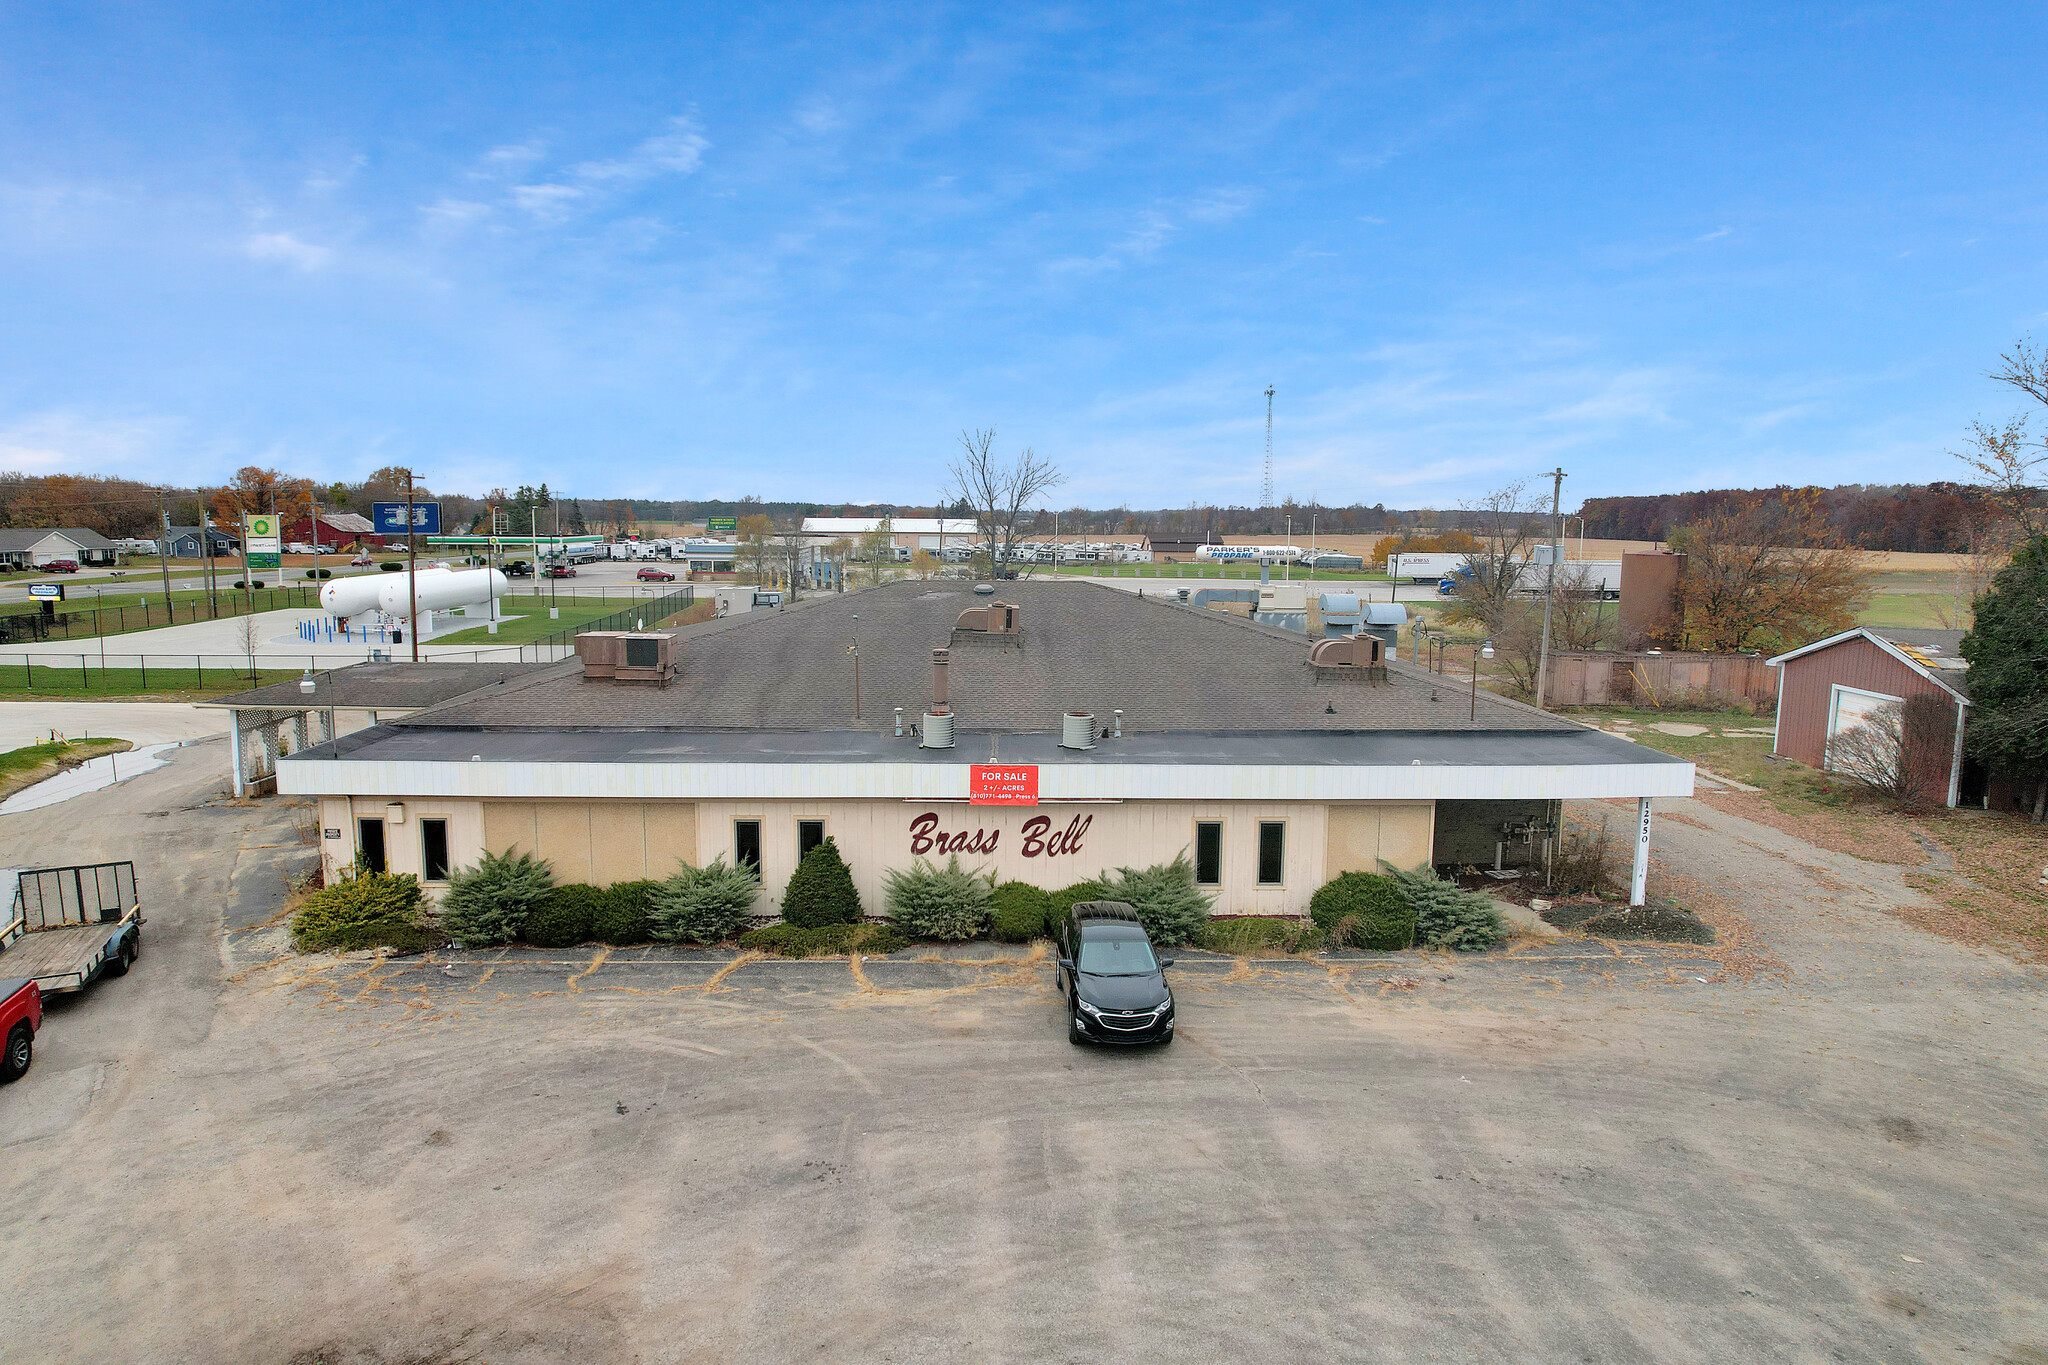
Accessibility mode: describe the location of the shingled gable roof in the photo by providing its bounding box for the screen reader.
[399,578,1583,735]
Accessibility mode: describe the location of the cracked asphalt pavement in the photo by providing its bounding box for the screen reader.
[1,743,2043,1363]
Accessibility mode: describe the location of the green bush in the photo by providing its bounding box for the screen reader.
[522,884,601,947]
[1194,916,1326,955]
[438,847,554,947]
[991,881,1054,942]
[292,869,434,953]
[884,855,994,940]
[230,580,266,589]
[649,857,760,944]
[1098,853,1213,946]
[593,879,657,944]
[304,568,333,579]
[1044,880,1107,938]
[379,561,402,571]
[739,922,908,958]
[1386,865,1506,951]
[1309,871,1415,950]
[779,837,862,928]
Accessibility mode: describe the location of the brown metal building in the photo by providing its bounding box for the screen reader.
[1765,628,1969,806]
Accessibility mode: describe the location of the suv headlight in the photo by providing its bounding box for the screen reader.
[1076,999,1102,1017]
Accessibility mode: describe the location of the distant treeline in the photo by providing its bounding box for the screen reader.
[1577,483,2023,552]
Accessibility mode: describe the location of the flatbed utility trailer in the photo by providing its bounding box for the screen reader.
[0,863,143,995]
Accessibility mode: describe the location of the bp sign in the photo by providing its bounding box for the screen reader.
[244,511,282,569]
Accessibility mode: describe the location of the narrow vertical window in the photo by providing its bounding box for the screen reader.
[735,820,762,874]
[420,819,450,882]
[358,818,387,875]
[1194,822,1223,886]
[1257,821,1285,885]
[798,820,825,859]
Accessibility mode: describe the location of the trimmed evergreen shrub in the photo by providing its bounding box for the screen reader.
[522,884,601,948]
[304,568,333,580]
[649,857,760,944]
[1386,865,1506,951]
[379,561,402,571]
[593,879,657,944]
[230,580,266,589]
[1309,871,1415,950]
[1194,916,1326,955]
[291,869,434,953]
[438,847,554,947]
[779,837,862,928]
[991,881,1054,942]
[740,922,908,958]
[1044,880,1107,938]
[1099,854,1213,946]
[884,855,994,940]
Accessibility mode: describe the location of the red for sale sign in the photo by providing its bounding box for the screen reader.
[969,764,1039,806]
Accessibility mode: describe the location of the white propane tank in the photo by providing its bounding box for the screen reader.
[376,567,508,616]
[319,573,389,617]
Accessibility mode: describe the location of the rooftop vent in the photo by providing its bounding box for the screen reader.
[1309,635,1383,669]
[973,582,996,595]
[920,647,954,749]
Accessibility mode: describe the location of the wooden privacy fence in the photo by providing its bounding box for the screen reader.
[1544,651,1779,710]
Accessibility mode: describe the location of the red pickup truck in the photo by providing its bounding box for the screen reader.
[1,978,42,1081]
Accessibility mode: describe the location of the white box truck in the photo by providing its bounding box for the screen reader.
[1386,552,1471,583]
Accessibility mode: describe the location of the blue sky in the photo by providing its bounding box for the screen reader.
[1,3,2043,511]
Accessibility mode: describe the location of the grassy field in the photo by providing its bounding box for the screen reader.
[0,736,135,800]
[0,663,298,700]
[431,593,694,645]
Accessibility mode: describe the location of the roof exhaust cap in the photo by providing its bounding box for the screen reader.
[1062,711,1096,750]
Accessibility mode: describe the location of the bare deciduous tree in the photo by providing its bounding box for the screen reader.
[946,430,1065,576]
[1439,481,1545,633]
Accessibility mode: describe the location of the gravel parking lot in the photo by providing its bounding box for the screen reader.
[1,742,2043,1363]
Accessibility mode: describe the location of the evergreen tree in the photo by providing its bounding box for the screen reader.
[780,837,862,928]
[1961,535,2048,819]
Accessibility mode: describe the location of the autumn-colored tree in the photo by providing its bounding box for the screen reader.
[207,466,315,529]
[3,473,162,537]
[910,548,937,578]
[1666,503,1869,653]
[736,513,773,583]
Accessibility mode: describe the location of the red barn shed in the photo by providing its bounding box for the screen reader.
[1765,628,1970,807]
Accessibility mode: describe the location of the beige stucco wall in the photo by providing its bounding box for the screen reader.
[324,795,1433,916]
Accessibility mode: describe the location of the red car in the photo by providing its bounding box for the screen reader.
[39,560,80,574]
[543,564,577,579]
[636,567,675,582]
[1,978,42,1082]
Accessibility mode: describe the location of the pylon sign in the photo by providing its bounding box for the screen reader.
[244,511,281,569]
[373,502,442,535]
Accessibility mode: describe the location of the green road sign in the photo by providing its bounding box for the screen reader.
[706,516,737,533]
[247,553,281,569]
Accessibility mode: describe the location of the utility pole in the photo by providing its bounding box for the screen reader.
[405,468,419,663]
[1534,466,1565,711]
[154,488,173,621]
[308,488,322,590]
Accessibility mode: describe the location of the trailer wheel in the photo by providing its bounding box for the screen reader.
[1,1022,30,1082]
[105,937,134,977]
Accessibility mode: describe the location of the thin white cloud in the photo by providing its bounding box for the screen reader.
[793,97,845,135]
[1185,187,1255,224]
[572,115,709,181]
[512,183,585,219]
[244,231,333,271]
[0,411,184,474]
[484,141,547,168]
[1695,225,1731,242]
[421,197,491,224]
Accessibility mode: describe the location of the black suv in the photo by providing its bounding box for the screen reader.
[1055,901,1175,1045]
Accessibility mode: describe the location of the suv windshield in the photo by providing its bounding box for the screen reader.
[1077,936,1157,976]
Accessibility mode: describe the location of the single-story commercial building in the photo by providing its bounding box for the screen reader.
[800,517,981,553]
[0,527,118,568]
[280,581,1693,912]
[1766,627,1971,807]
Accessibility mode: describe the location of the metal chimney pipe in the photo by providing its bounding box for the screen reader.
[930,647,951,714]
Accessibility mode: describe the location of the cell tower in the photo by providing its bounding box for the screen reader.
[1261,384,1276,509]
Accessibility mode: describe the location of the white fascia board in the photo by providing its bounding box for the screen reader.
[280,758,1695,802]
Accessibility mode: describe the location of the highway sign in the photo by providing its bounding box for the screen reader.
[706,516,738,533]
[372,502,442,535]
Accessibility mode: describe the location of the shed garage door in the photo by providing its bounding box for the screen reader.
[1825,684,1901,771]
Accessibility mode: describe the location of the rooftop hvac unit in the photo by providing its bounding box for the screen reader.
[1062,712,1096,750]
[576,631,679,686]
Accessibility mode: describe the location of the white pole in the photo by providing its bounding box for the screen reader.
[1630,797,1653,906]
[228,720,246,799]
[1946,699,1966,809]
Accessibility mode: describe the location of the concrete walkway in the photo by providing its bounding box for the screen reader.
[0,701,230,749]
